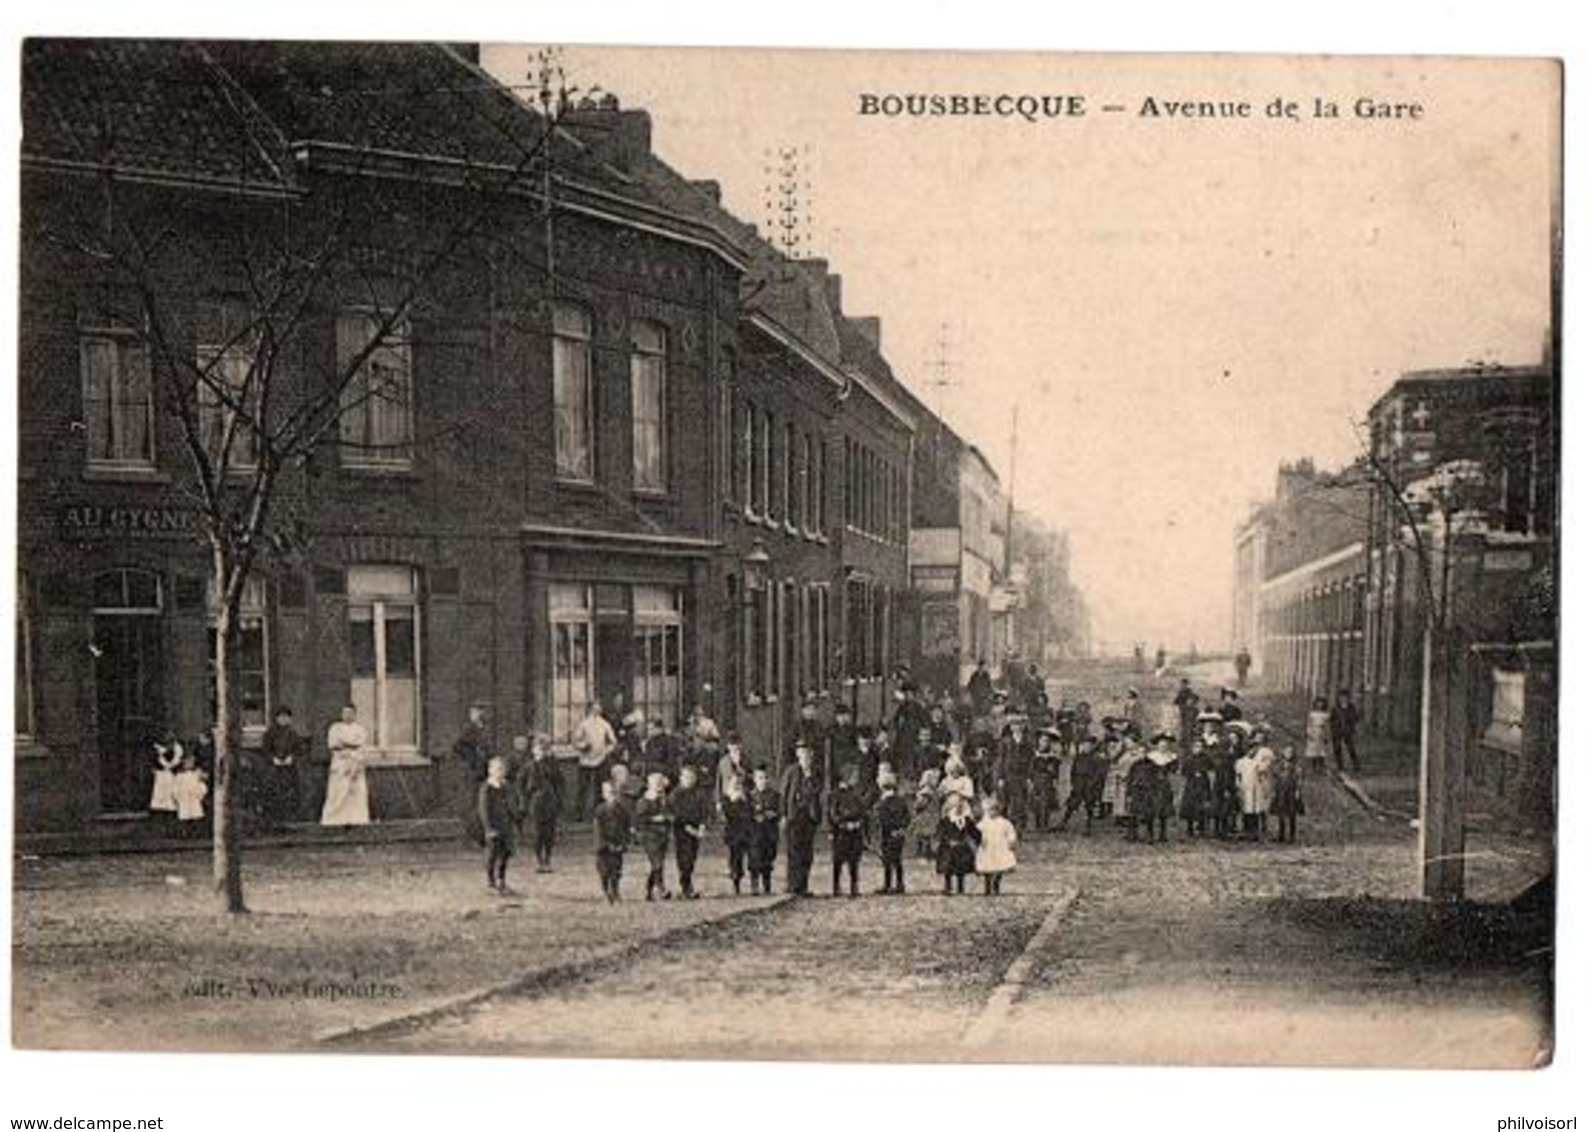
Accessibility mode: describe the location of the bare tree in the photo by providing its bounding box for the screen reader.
[35,45,576,912]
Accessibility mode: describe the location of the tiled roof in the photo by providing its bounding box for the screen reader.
[23,39,639,198]
[23,39,294,190]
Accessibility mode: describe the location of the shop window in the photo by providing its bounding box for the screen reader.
[80,331,154,471]
[631,321,667,492]
[337,310,414,469]
[207,574,270,736]
[550,582,594,743]
[347,565,421,755]
[552,304,594,481]
[633,585,682,728]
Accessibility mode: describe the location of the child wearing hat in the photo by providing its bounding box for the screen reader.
[874,768,912,894]
[1270,746,1306,843]
[1030,727,1062,831]
[975,796,1018,895]
[827,761,870,898]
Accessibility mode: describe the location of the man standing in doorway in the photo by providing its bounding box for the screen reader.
[573,698,618,821]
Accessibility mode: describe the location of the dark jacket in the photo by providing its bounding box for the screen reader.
[455,723,492,784]
[633,794,672,851]
[594,798,631,852]
[478,781,516,843]
[721,794,755,847]
[780,764,824,825]
[875,792,912,847]
[519,755,563,825]
[827,783,871,836]
[670,783,711,837]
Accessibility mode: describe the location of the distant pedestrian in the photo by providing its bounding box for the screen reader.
[260,706,305,826]
[671,764,710,899]
[936,792,981,896]
[634,771,673,902]
[1329,690,1361,772]
[593,780,631,903]
[874,769,911,895]
[748,765,781,896]
[173,748,209,834]
[455,703,492,846]
[573,699,618,821]
[827,762,870,898]
[148,732,182,823]
[1234,647,1252,688]
[479,755,517,895]
[911,767,942,859]
[519,733,563,872]
[320,705,370,827]
[720,774,755,895]
[1270,746,1306,843]
[780,740,824,897]
[1304,697,1331,776]
[1057,737,1106,834]
[975,796,1017,895]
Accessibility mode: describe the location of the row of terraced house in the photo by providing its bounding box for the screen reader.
[1232,359,1558,828]
[14,40,1080,833]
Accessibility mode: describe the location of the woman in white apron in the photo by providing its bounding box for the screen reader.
[320,705,371,826]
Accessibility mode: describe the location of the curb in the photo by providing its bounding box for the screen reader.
[1334,771,1413,823]
[960,886,1080,1051]
[315,893,796,1047]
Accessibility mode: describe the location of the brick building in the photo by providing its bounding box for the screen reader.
[16,41,747,830]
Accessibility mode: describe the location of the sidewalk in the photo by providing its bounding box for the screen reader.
[12,836,785,1052]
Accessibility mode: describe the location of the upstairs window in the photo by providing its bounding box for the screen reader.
[553,304,594,481]
[630,321,667,492]
[338,310,414,469]
[81,331,154,471]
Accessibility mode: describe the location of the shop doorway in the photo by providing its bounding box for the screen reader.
[93,569,165,814]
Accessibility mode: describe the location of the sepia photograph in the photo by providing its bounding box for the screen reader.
[7,27,1563,1082]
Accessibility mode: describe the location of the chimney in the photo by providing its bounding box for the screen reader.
[823,273,843,316]
[852,316,881,352]
[561,101,653,171]
[692,179,722,205]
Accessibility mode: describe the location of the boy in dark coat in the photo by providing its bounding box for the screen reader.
[1030,727,1062,831]
[670,764,711,899]
[634,771,673,901]
[748,765,781,896]
[593,779,631,903]
[478,756,517,895]
[1270,746,1306,843]
[1057,737,1106,834]
[827,762,870,898]
[519,733,564,872]
[935,792,981,895]
[721,774,755,894]
[874,768,912,895]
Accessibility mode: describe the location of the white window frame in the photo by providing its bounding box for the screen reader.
[553,304,595,482]
[550,582,596,743]
[80,330,155,472]
[632,585,683,729]
[346,565,422,760]
[337,310,414,471]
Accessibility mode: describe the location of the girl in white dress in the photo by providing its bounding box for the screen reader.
[320,705,372,826]
[172,750,209,829]
[975,796,1018,894]
[1303,697,1331,775]
[148,735,182,818]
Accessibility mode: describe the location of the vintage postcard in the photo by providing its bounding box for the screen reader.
[11,40,1559,1069]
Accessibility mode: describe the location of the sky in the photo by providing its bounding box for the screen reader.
[482,46,1557,654]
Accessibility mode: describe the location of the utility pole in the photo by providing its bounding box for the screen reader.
[762,144,815,261]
